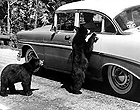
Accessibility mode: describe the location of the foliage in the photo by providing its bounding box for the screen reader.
[0,0,81,34]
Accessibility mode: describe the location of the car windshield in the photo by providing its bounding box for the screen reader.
[115,5,140,32]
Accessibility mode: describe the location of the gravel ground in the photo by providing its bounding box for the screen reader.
[0,48,140,110]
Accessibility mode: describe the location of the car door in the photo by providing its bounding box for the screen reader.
[92,15,117,79]
[78,11,117,79]
[44,12,75,72]
[78,12,103,78]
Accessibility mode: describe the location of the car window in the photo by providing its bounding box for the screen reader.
[80,12,116,34]
[57,13,75,31]
[80,12,102,32]
[115,6,140,31]
[104,17,116,33]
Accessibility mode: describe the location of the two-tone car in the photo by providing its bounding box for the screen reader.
[16,0,140,98]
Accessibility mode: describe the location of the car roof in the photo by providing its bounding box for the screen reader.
[56,0,140,19]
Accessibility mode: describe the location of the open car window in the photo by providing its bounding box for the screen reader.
[80,12,102,32]
[57,13,75,31]
[80,12,116,34]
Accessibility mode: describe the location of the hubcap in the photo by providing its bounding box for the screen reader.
[112,67,131,90]
[26,50,36,62]
[108,66,133,94]
[27,51,34,61]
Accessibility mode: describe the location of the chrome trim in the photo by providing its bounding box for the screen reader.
[21,44,39,59]
[19,40,44,46]
[19,40,72,49]
[113,19,124,34]
[98,51,140,66]
[44,43,72,49]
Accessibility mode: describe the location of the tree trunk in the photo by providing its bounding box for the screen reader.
[7,1,10,34]
[34,0,38,28]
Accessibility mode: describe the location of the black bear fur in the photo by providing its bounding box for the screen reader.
[0,57,41,96]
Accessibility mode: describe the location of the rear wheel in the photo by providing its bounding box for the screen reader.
[108,65,140,98]
[25,49,37,62]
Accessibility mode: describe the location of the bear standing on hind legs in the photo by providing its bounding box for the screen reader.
[69,25,97,94]
[71,49,88,94]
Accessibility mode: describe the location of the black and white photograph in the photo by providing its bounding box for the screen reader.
[0,0,140,109]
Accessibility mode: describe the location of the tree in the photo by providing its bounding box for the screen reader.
[0,0,18,34]
[0,0,82,34]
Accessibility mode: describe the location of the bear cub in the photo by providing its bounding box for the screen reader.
[0,57,43,96]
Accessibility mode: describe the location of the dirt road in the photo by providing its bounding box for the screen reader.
[0,48,140,110]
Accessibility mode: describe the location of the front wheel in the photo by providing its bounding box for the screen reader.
[25,49,37,62]
[108,65,140,98]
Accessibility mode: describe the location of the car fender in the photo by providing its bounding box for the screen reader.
[19,44,39,59]
[101,53,140,80]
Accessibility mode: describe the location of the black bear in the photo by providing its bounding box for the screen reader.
[61,25,97,94]
[0,57,43,96]
[84,32,98,61]
[70,26,88,94]
[70,26,97,94]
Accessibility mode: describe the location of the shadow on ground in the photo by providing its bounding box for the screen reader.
[1,89,39,97]
[35,67,140,103]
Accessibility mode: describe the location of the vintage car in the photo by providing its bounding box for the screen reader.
[16,0,140,98]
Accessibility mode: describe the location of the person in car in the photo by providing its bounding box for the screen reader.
[83,13,97,33]
[82,12,102,34]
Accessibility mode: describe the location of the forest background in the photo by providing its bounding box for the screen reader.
[0,0,81,34]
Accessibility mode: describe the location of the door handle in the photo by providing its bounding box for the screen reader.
[65,35,71,40]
